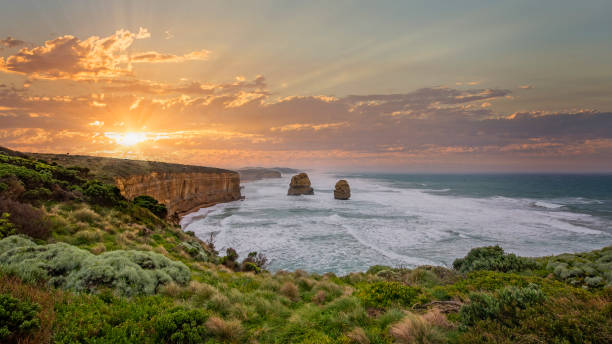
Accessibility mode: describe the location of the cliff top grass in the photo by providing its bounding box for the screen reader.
[0,146,236,183]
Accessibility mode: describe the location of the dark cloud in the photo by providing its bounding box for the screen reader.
[0,36,26,49]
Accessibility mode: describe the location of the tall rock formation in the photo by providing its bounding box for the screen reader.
[115,171,241,217]
[287,173,314,195]
[334,180,351,200]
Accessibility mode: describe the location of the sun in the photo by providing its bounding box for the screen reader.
[105,132,148,146]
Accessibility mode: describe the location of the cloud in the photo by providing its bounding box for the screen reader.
[0,36,26,49]
[103,75,267,97]
[0,28,209,80]
[131,49,209,63]
[519,84,534,89]
[0,28,150,80]
[270,122,348,132]
[1,68,611,171]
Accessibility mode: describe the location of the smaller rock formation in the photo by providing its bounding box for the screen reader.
[334,180,351,200]
[287,173,314,195]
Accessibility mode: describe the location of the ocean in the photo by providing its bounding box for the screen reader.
[181,173,612,275]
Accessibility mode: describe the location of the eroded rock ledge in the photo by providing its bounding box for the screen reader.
[116,171,241,217]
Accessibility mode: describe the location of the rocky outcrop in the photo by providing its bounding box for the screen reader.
[334,180,351,200]
[287,173,314,196]
[239,168,282,182]
[115,171,241,217]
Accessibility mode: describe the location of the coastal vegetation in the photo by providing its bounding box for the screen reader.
[0,148,610,343]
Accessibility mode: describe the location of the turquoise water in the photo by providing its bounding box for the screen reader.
[182,173,612,274]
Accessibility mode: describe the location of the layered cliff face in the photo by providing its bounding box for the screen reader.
[115,171,241,217]
[27,152,243,218]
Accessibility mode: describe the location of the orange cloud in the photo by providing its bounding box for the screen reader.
[0,28,209,81]
[0,28,150,80]
[131,49,209,63]
[270,122,348,132]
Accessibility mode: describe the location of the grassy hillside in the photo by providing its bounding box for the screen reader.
[0,148,611,343]
[27,149,234,183]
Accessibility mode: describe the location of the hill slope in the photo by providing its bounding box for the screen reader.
[0,148,610,344]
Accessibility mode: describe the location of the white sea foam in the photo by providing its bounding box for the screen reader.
[533,201,565,209]
[182,172,612,274]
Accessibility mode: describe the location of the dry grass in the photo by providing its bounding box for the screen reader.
[205,316,243,341]
[346,327,370,344]
[422,309,453,329]
[71,207,100,224]
[389,313,445,344]
[90,243,106,254]
[280,281,299,301]
[313,290,327,305]
[0,275,64,344]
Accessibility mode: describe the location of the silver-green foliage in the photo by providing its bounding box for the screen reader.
[0,235,190,296]
[545,246,612,288]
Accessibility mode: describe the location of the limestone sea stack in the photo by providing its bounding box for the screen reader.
[287,173,314,195]
[334,180,351,200]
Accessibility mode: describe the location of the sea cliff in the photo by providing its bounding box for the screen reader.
[115,171,241,217]
[28,151,242,217]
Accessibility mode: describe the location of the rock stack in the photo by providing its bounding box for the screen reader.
[287,173,314,195]
[334,180,351,200]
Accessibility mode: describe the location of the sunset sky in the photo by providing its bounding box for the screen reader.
[1,0,611,172]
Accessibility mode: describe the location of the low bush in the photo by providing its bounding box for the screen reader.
[0,212,16,239]
[0,293,41,341]
[179,241,211,262]
[220,247,239,270]
[134,195,168,218]
[543,246,612,288]
[0,198,51,239]
[453,245,538,273]
[153,307,209,344]
[241,251,268,273]
[82,180,125,206]
[459,283,545,326]
[357,281,421,308]
[0,236,190,296]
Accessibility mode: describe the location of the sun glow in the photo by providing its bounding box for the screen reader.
[105,132,148,146]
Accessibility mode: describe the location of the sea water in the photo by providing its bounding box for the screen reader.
[181,173,612,274]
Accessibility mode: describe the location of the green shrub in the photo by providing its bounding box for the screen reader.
[240,251,268,272]
[134,195,168,218]
[357,281,421,308]
[453,245,538,273]
[543,246,612,288]
[0,213,16,239]
[0,293,41,341]
[0,236,190,296]
[179,241,210,262]
[153,307,209,344]
[220,247,239,270]
[460,283,545,326]
[83,180,125,206]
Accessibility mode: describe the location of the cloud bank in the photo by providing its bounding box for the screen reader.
[0,28,610,172]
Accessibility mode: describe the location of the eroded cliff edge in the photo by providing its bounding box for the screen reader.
[115,171,241,217]
[30,152,242,217]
